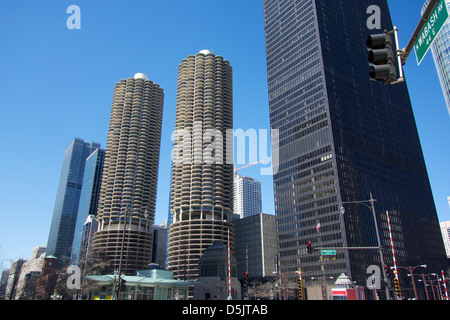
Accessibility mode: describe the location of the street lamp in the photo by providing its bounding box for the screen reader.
[425,274,439,300]
[397,264,426,300]
[418,273,437,300]
[340,192,390,300]
[311,276,334,300]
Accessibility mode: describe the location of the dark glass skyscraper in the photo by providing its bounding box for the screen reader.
[263,0,447,291]
[46,138,101,263]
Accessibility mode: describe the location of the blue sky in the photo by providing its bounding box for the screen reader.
[0,0,449,267]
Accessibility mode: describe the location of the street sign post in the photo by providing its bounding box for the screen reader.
[414,0,449,65]
[321,249,336,256]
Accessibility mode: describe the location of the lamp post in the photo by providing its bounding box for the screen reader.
[397,264,426,300]
[311,276,334,300]
[426,273,447,300]
[430,279,438,300]
[114,206,131,300]
[340,192,390,300]
[419,273,436,300]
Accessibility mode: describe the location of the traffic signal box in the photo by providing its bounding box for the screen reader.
[298,277,303,300]
[115,278,127,293]
[394,277,402,300]
[367,32,397,84]
[243,272,248,289]
[306,242,312,254]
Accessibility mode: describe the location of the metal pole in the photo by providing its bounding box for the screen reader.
[340,193,390,299]
[116,207,129,300]
[410,268,419,300]
[442,270,448,300]
[314,246,381,251]
[386,211,401,300]
[245,246,249,300]
[369,193,390,300]
[401,0,440,62]
[227,229,232,300]
[431,279,437,300]
[393,26,405,82]
[246,246,248,274]
[386,211,398,274]
[398,265,425,300]
[421,274,430,300]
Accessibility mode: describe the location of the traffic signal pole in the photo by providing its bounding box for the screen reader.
[310,193,391,300]
[392,26,405,84]
[399,0,440,64]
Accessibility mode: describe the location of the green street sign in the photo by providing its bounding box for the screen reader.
[321,249,336,256]
[415,0,449,65]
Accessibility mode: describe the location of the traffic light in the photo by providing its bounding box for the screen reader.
[243,272,248,289]
[306,242,312,254]
[385,265,391,277]
[117,278,126,292]
[367,32,397,84]
[394,278,402,300]
[298,277,304,300]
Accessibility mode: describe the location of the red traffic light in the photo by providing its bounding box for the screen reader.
[306,242,312,254]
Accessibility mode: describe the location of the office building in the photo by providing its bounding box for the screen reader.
[46,138,101,262]
[233,175,262,219]
[440,221,450,258]
[92,73,164,275]
[0,269,9,300]
[71,147,105,266]
[11,245,46,300]
[3,259,25,300]
[263,0,448,290]
[423,0,450,116]
[167,50,234,281]
[233,213,276,279]
[151,222,168,267]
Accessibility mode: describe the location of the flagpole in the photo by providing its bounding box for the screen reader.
[228,229,232,300]
[442,270,448,300]
[386,211,398,274]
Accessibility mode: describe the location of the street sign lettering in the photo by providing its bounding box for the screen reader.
[415,0,449,65]
[321,249,336,255]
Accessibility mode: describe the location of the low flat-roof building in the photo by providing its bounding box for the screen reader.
[86,268,193,300]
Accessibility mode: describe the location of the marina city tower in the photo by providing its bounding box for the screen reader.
[167,50,235,281]
[92,73,164,275]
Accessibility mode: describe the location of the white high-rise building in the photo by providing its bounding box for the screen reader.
[92,73,164,275]
[167,50,234,281]
[233,175,262,219]
[440,221,450,258]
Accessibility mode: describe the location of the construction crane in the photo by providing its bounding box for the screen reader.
[233,160,265,177]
